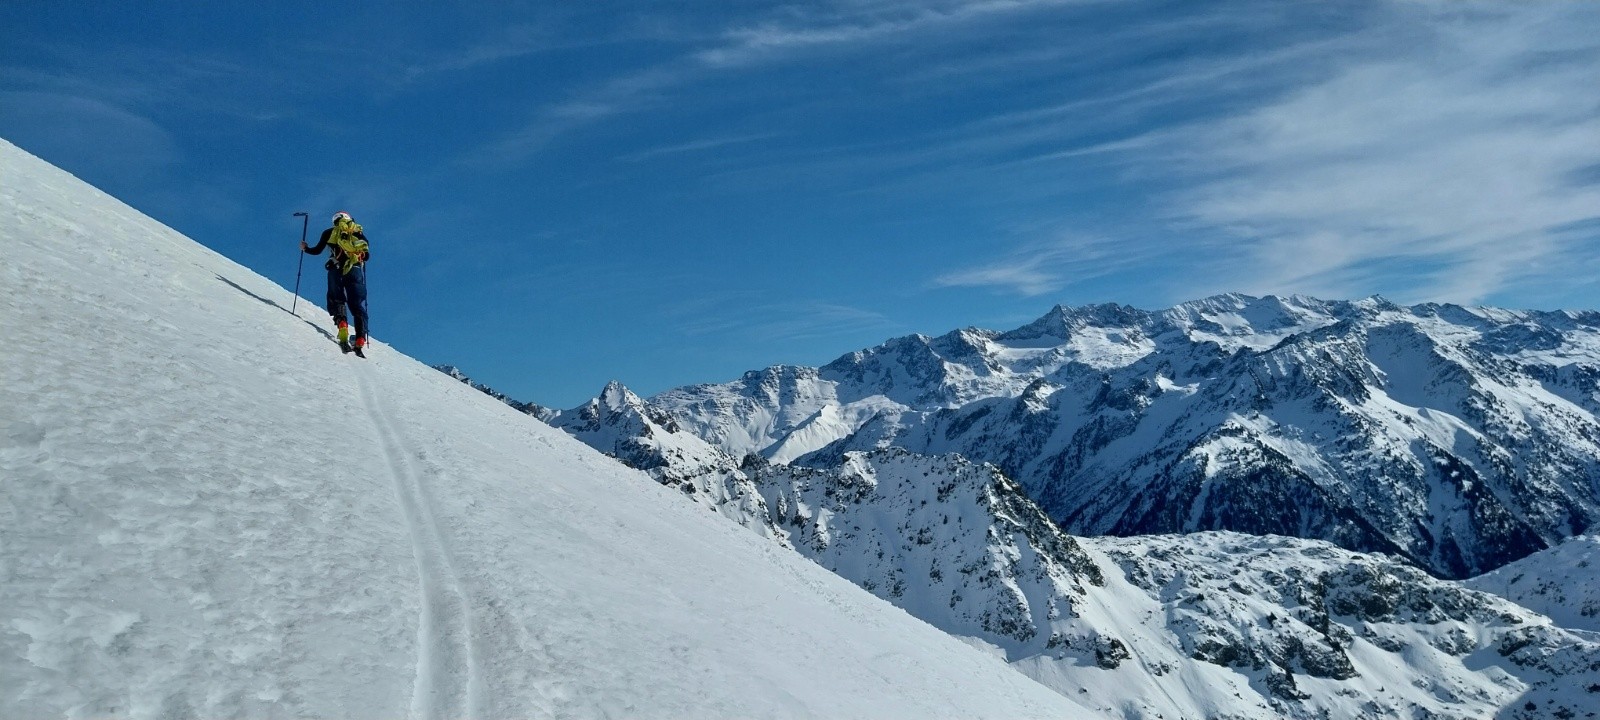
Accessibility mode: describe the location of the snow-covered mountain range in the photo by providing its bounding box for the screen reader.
[428,262,1600,719]
[465,261,1600,718]
[0,137,1096,718]
[600,294,1600,581]
[519,378,1600,718]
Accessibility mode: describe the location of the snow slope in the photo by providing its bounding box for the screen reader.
[0,137,1094,718]
[1469,535,1600,634]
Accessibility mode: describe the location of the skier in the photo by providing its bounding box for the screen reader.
[301,211,370,357]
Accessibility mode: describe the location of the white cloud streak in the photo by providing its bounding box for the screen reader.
[461,1,1600,309]
[479,0,1094,163]
[698,0,1085,67]
[933,234,1163,295]
[616,133,776,163]
[0,90,180,180]
[925,2,1600,306]
[402,26,559,81]
[670,296,901,342]
[1158,3,1600,303]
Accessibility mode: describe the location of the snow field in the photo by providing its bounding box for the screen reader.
[0,137,1094,719]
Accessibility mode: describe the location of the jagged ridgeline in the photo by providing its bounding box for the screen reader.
[437,295,1600,580]
[605,295,1600,580]
[435,294,1600,720]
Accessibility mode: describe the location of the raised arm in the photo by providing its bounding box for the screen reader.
[302,228,333,255]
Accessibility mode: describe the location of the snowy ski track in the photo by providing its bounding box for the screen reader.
[359,369,487,720]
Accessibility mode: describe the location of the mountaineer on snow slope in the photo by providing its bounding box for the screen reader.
[302,210,370,357]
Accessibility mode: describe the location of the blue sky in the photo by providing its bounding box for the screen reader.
[5,1,1599,408]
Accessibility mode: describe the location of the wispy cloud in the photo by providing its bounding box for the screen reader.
[0,90,180,180]
[0,41,351,127]
[625,7,1343,200]
[1154,3,1600,303]
[476,0,1097,164]
[402,25,560,81]
[617,133,775,163]
[472,64,692,163]
[697,0,1083,68]
[923,2,1600,306]
[669,296,902,343]
[934,260,1061,296]
[399,17,688,85]
[756,302,902,343]
[933,233,1163,296]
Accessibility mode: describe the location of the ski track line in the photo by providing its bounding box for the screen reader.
[358,369,487,720]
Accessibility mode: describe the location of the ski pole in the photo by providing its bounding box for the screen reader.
[291,212,309,315]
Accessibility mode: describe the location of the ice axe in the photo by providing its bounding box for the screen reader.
[291,211,309,315]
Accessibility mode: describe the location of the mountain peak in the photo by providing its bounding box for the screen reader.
[1353,294,1403,312]
[999,301,1149,342]
[1183,291,1256,311]
[600,379,644,412]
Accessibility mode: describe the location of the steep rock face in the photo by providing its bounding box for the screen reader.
[653,365,849,460]
[544,381,789,545]
[649,295,1600,578]
[750,449,1106,659]
[1020,310,1597,579]
[752,452,1600,719]
[766,456,1600,719]
[1082,533,1600,720]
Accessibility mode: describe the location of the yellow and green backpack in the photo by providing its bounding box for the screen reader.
[329,217,368,274]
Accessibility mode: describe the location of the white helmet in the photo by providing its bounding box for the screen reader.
[332,211,353,223]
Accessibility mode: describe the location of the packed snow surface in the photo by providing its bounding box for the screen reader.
[0,137,1093,718]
